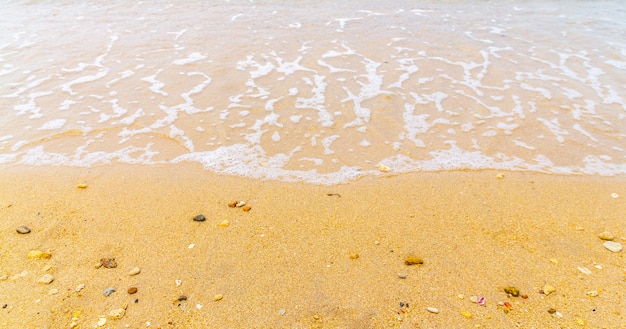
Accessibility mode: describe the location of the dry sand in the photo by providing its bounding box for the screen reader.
[0,164,624,328]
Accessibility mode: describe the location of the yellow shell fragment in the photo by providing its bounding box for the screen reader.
[77,183,88,189]
[28,250,51,259]
[377,164,391,172]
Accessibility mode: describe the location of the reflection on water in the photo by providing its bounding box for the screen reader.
[1,1,625,184]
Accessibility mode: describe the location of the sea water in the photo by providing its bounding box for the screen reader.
[1,1,625,184]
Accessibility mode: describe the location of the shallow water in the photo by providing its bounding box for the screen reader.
[1,1,625,184]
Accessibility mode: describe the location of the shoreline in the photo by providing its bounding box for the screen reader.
[1,165,624,328]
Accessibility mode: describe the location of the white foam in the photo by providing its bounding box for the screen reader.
[38,119,66,130]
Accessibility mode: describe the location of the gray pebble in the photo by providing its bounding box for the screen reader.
[398,273,408,279]
[103,287,116,297]
[16,226,31,234]
[193,214,206,222]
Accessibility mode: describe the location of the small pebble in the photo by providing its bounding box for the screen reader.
[504,286,520,297]
[548,308,557,314]
[469,296,478,303]
[611,193,619,198]
[278,309,286,315]
[48,288,59,295]
[193,214,206,222]
[228,201,238,208]
[75,284,85,292]
[460,311,472,318]
[586,290,599,297]
[598,231,615,241]
[219,220,230,227]
[426,307,439,314]
[128,287,138,294]
[397,273,408,279]
[213,294,223,301]
[242,205,252,212]
[28,250,51,259]
[128,267,141,276]
[97,317,106,327]
[577,267,592,275]
[377,164,391,172]
[104,287,116,297]
[404,255,423,266]
[16,226,31,234]
[38,274,54,284]
[603,241,623,253]
[108,308,126,319]
[349,253,359,259]
[76,183,88,189]
[100,258,117,268]
[196,304,203,310]
[542,285,556,295]
[235,201,246,207]
[177,295,188,301]
[175,280,182,286]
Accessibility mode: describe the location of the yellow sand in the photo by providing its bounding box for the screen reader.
[0,165,624,328]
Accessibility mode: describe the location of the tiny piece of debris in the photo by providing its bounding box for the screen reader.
[404,255,423,266]
[326,193,341,197]
[504,286,520,297]
[77,183,88,189]
[100,258,118,268]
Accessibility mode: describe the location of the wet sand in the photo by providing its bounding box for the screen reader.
[0,165,624,328]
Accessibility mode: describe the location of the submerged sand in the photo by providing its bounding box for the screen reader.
[0,165,624,328]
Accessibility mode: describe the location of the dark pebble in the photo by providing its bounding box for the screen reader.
[16,226,31,234]
[177,295,188,301]
[193,214,206,222]
[128,287,138,294]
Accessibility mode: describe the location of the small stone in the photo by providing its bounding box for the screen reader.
[219,220,230,227]
[377,164,391,172]
[128,267,141,276]
[108,308,126,319]
[542,285,556,295]
[469,296,478,303]
[598,231,615,241]
[196,304,203,310]
[504,286,520,297]
[611,193,619,198]
[193,214,206,222]
[175,280,182,286]
[547,308,557,314]
[38,274,54,284]
[16,226,31,234]
[521,294,528,299]
[103,287,116,297]
[177,295,188,301]
[76,183,88,189]
[586,290,599,297]
[426,307,439,314]
[48,288,59,295]
[75,284,85,292]
[97,317,106,327]
[577,267,592,275]
[235,200,246,207]
[397,273,408,279]
[242,205,252,212]
[128,287,138,294]
[100,258,117,268]
[496,173,504,179]
[457,294,464,299]
[278,309,286,315]
[213,294,223,301]
[603,241,623,253]
[228,200,238,208]
[28,250,51,259]
[349,253,359,259]
[404,255,423,266]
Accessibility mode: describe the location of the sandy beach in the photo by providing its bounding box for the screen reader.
[1,165,624,328]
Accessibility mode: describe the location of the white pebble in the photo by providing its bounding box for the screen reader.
[175,279,182,286]
[469,296,478,303]
[577,267,592,275]
[611,193,619,198]
[97,317,106,327]
[196,304,203,310]
[75,283,85,292]
[38,274,54,284]
[128,267,141,276]
[48,288,59,295]
[603,241,623,253]
[426,307,439,314]
[188,243,195,249]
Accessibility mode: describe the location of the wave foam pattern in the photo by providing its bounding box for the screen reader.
[1,1,625,184]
